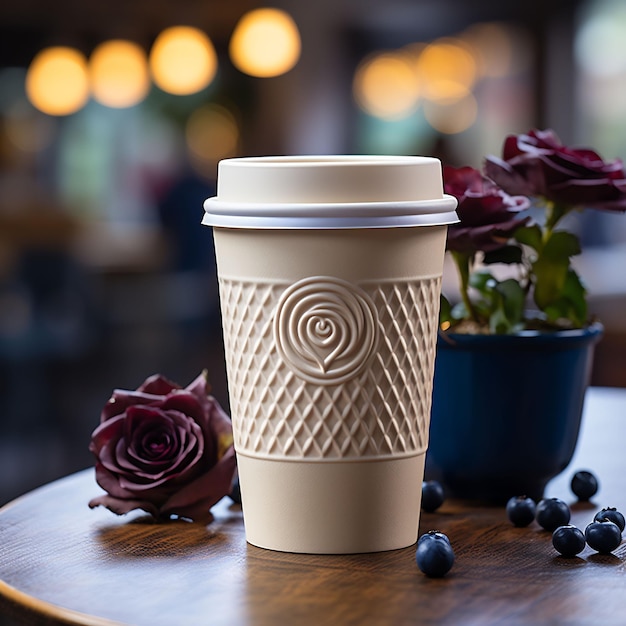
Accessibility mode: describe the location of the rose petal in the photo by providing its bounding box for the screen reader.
[125,407,183,465]
[90,413,126,452]
[484,156,538,197]
[184,370,212,399]
[138,374,182,395]
[89,494,160,518]
[94,463,142,500]
[444,165,530,255]
[161,391,207,425]
[447,215,531,254]
[89,372,235,522]
[488,129,626,212]
[160,445,236,523]
[101,390,165,423]
[206,398,235,450]
[121,414,202,478]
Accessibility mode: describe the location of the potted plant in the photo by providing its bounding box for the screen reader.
[426,129,626,502]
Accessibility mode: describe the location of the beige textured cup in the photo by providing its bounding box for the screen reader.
[203,156,457,554]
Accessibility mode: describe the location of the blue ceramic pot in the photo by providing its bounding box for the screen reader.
[426,323,603,503]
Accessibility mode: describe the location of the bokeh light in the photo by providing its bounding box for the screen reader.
[186,104,239,173]
[229,8,301,77]
[575,5,626,124]
[423,93,478,134]
[89,40,150,108]
[26,46,89,116]
[149,26,217,95]
[575,8,626,78]
[415,38,477,102]
[353,51,420,120]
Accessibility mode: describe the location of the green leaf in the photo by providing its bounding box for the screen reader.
[489,306,512,334]
[543,300,581,326]
[514,224,543,252]
[535,269,588,327]
[562,269,588,325]
[532,231,583,319]
[468,269,496,294]
[542,231,581,261]
[485,278,526,334]
[495,278,526,326]
[472,298,494,320]
[439,295,452,326]
[532,255,568,311]
[482,246,524,265]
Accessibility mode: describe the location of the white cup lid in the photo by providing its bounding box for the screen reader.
[203,155,458,229]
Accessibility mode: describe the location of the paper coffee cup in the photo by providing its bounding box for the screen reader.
[203,156,457,553]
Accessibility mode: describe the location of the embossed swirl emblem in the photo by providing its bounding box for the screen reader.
[273,276,379,385]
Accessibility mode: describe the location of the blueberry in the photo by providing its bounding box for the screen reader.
[585,519,622,554]
[229,475,242,504]
[415,531,455,577]
[552,525,586,557]
[570,470,599,501]
[417,530,451,547]
[536,498,571,531]
[506,495,537,527]
[593,507,625,533]
[421,480,445,513]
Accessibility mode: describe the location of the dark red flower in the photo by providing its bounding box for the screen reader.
[444,165,530,254]
[484,129,626,212]
[88,372,236,524]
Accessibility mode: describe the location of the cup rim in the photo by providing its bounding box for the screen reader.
[202,154,459,229]
[202,195,459,229]
[215,155,440,167]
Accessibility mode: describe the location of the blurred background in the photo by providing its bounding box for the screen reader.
[1,0,625,505]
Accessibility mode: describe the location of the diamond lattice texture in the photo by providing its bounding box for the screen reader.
[218,277,441,461]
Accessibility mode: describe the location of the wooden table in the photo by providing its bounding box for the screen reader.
[1,387,626,626]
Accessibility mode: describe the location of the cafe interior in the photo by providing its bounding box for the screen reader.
[0,0,625,506]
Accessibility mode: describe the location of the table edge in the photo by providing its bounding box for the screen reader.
[2,387,625,625]
[0,579,122,626]
[0,470,120,625]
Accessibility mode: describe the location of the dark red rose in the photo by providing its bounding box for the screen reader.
[444,165,530,254]
[484,129,626,212]
[88,371,236,524]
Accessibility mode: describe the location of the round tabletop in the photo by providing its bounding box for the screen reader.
[1,387,626,626]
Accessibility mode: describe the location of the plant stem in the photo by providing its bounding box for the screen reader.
[452,251,477,321]
[520,256,533,299]
[544,201,569,235]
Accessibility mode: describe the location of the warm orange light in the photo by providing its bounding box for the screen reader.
[186,104,240,173]
[229,8,301,77]
[416,39,477,102]
[353,51,420,120]
[149,26,217,95]
[89,40,150,108]
[26,46,89,116]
